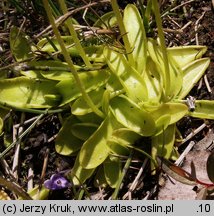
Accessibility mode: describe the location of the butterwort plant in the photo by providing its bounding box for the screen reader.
[52,0,213,188]
[71,0,211,182]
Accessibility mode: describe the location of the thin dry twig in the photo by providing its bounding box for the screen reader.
[27,164,34,192]
[169,0,195,12]
[13,116,38,128]
[195,11,206,45]
[0,112,46,160]
[167,15,181,28]
[143,191,150,200]
[181,21,192,30]
[197,78,203,90]
[204,74,212,93]
[40,148,50,185]
[175,141,196,166]
[178,123,207,147]
[162,28,183,34]
[161,0,195,17]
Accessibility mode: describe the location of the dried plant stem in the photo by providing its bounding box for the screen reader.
[178,123,207,147]
[181,21,192,30]
[175,141,196,166]
[12,132,21,180]
[40,148,49,186]
[204,74,212,93]
[167,15,181,28]
[27,165,34,192]
[197,78,203,90]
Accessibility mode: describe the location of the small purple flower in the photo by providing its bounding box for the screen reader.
[44,173,71,190]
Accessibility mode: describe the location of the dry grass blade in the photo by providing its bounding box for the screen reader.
[175,141,196,166]
[178,123,207,147]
